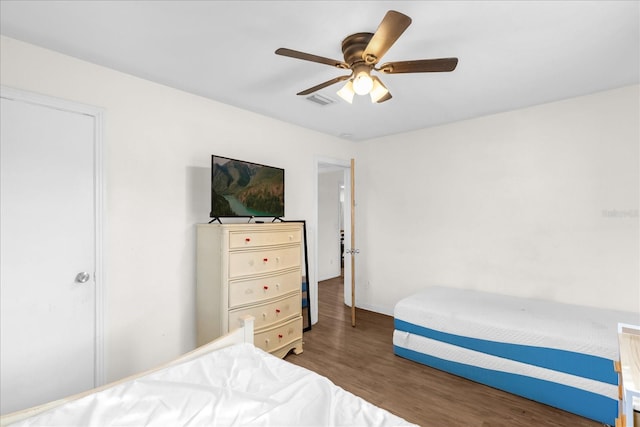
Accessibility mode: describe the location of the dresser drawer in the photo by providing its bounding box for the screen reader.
[229,228,301,249]
[228,269,301,308]
[229,293,300,331]
[229,245,300,278]
[254,316,303,354]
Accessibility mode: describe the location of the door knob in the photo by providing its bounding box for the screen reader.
[75,272,91,283]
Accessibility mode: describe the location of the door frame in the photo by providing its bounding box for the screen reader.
[313,156,352,325]
[1,86,105,386]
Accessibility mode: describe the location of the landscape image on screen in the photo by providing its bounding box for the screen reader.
[211,156,284,218]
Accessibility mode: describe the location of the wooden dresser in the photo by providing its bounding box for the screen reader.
[196,222,303,358]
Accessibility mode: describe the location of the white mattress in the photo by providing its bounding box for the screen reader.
[9,343,415,427]
[393,330,617,399]
[394,286,638,359]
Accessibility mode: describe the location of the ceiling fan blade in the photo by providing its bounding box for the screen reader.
[378,57,458,74]
[275,48,349,69]
[296,74,351,96]
[362,10,412,65]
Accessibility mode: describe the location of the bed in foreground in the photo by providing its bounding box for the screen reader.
[2,317,415,427]
[394,286,639,426]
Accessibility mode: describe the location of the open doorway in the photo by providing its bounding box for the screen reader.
[315,159,352,324]
[318,168,343,281]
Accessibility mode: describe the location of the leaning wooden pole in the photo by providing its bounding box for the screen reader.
[350,158,356,327]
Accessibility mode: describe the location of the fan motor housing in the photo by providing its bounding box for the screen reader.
[341,32,374,67]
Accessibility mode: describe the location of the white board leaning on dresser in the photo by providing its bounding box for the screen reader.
[196,222,304,358]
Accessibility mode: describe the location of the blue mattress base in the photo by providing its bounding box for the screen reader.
[394,345,616,426]
[394,319,617,385]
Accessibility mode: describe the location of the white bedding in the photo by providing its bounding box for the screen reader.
[394,286,638,359]
[8,343,415,427]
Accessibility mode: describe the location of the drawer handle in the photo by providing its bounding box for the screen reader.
[245,237,251,243]
[263,258,268,263]
[275,309,281,314]
[278,334,283,339]
[263,285,269,290]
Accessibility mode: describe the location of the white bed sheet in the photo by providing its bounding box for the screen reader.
[9,343,414,427]
[394,286,639,359]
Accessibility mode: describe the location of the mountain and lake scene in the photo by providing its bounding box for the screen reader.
[211,158,284,218]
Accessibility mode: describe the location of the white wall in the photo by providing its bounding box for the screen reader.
[317,170,343,281]
[0,36,356,382]
[357,85,639,315]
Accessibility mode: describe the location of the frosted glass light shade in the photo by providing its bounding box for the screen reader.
[369,77,389,103]
[337,80,355,103]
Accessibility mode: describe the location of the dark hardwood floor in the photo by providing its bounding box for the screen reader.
[286,274,603,427]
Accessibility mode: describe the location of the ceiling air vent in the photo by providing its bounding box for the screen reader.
[306,93,335,106]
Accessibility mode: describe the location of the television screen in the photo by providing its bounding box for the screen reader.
[210,155,285,218]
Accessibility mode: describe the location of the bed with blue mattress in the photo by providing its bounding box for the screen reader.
[393,286,639,425]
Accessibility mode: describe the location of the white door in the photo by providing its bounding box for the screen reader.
[0,93,98,414]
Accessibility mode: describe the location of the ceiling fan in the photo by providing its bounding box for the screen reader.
[275,10,458,104]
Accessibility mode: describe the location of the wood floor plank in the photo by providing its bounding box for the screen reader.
[286,275,603,427]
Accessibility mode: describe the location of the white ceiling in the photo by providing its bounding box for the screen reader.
[1,1,638,141]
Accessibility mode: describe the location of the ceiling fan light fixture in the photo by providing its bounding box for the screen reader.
[337,80,355,103]
[276,10,459,104]
[369,77,389,103]
[352,65,374,95]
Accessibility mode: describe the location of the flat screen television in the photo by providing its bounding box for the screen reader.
[210,155,285,219]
